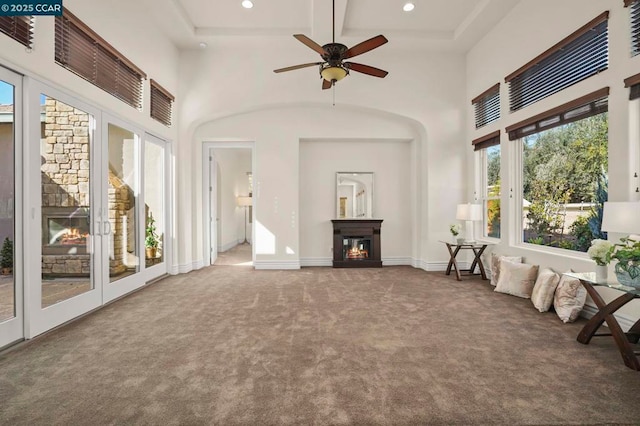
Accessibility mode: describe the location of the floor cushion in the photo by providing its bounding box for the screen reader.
[494,259,539,298]
[490,254,522,286]
[553,273,587,323]
[530,268,560,312]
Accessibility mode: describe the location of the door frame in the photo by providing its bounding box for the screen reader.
[24,78,103,338]
[0,66,24,349]
[201,141,255,266]
[143,132,172,282]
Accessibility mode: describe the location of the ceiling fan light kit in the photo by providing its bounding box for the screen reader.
[273,0,388,90]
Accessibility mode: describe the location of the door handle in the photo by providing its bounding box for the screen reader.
[103,220,112,235]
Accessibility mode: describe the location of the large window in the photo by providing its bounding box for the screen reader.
[516,99,608,252]
[474,131,501,238]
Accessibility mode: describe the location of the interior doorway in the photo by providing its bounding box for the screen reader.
[202,142,254,267]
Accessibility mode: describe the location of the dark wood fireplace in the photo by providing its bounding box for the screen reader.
[331,219,383,268]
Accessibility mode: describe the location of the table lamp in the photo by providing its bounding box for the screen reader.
[456,203,482,243]
[601,201,640,238]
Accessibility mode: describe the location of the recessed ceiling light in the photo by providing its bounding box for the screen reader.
[403,3,415,12]
[199,42,208,49]
[242,0,253,8]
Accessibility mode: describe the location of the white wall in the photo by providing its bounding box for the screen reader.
[466,0,640,320]
[299,139,412,265]
[178,39,469,270]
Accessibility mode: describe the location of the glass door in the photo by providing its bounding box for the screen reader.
[143,133,168,280]
[25,81,102,338]
[102,115,145,303]
[0,68,23,348]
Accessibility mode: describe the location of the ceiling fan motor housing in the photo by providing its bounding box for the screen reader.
[322,43,348,66]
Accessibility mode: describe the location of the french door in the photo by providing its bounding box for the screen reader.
[25,80,103,337]
[23,84,170,337]
[0,67,23,348]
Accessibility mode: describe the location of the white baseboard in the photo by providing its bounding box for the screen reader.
[416,261,470,272]
[172,260,205,275]
[580,304,637,331]
[218,240,237,253]
[254,260,301,270]
[300,257,332,267]
[382,257,413,266]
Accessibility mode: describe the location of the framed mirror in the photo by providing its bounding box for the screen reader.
[336,172,374,218]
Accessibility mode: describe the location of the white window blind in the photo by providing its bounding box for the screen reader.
[505,12,609,112]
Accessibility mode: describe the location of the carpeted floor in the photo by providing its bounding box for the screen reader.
[1,266,639,425]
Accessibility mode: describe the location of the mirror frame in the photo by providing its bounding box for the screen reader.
[335,172,374,219]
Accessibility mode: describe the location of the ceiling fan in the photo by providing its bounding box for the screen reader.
[273,0,389,90]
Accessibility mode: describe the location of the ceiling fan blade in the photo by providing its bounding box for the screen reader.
[274,62,323,73]
[343,35,388,59]
[293,34,327,56]
[322,79,332,90]
[344,62,388,78]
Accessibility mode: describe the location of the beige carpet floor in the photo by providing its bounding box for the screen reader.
[1,266,640,425]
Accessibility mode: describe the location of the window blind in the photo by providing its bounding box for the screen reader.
[630,0,640,57]
[54,8,146,110]
[0,16,34,48]
[624,72,640,101]
[150,79,174,127]
[505,12,609,112]
[472,130,500,151]
[505,87,609,140]
[472,84,500,129]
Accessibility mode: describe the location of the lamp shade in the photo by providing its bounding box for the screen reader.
[456,203,482,221]
[321,66,348,82]
[601,201,640,234]
[237,196,252,207]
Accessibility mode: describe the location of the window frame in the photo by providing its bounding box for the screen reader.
[473,131,501,241]
[511,90,609,253]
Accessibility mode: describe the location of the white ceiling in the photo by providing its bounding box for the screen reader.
[144,0,521,52]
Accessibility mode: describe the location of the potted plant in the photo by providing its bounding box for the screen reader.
[587,238,613,281]
[606,237,640,288]
[1,237,13,275]
[449,223,463,244]
[145,214,160,259]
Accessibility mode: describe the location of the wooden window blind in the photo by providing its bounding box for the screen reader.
[472,130,500,151]
[505,12,609,112]
[0,16,34,48]
[625,72,640,101]
[54,8,146,110]
[150,79,174,126]
[472,84,500,129]
[629,0,640,57]
[505,87,609,140]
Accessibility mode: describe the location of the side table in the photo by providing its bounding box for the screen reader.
[440,241,489,281]
[565,272,640,371]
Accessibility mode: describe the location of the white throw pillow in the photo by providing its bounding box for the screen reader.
[490,254,523,286]
[553,274,587,323]
[494,259,539,298]
[530,268,560,312]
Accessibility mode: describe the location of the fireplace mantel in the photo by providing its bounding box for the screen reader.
[331,219,383,268]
